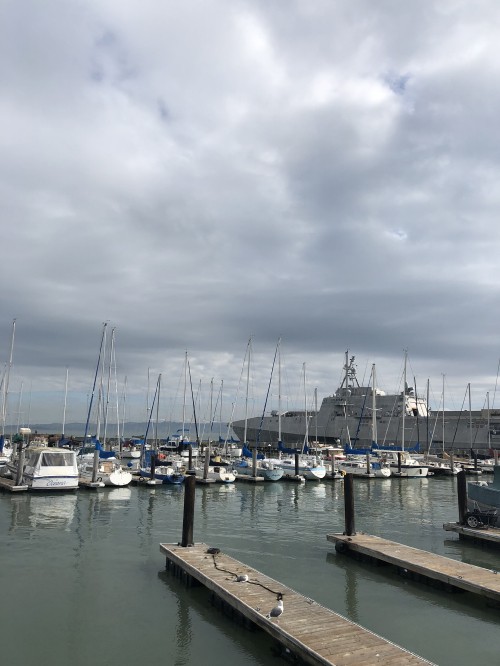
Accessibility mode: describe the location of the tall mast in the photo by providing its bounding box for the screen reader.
[303,362,308,452]
[442,374,445,454]
[402,350,407,452]
[278,337,282,444]
[182,351,188,440]
[468,382,472,452]
[1,319,16,437]
[62,367,69,439]
[371,364,377,446]
[243,337,251,445]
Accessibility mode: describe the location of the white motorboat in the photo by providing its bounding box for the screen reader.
[4,446,79,490]
[337,457,391,478]
[374,450,429,478]
[194,459,236,483]
[264,456,326,480]
[232,458,284,481]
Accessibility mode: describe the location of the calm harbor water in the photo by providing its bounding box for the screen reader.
[1,477,500,666]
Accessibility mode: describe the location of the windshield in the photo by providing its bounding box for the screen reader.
[41,452,75,467]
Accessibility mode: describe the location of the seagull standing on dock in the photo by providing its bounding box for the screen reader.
[266,593,284,619]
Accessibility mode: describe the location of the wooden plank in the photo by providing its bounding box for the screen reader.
[327,532,500,603]
[160,542,432,666]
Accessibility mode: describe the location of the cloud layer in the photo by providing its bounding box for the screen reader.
[2,1,500,425]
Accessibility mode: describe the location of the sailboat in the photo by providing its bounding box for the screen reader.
[231,338,283,481]
[139,374,185,485]
[265,361,327,480]
[372,351,429,478]
[77,325,132,487]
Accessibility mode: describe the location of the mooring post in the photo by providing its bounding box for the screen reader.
[188,444,193,471]
[397,452,402,475]
[344,473,356,536]
[252,447,257,476]
[15,440,25,486]
[150,452,156,480]
[295,452,299,476]
[181,474,196,547]
[457,469,468,525]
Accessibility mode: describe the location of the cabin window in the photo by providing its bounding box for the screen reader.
[41,452,74,466]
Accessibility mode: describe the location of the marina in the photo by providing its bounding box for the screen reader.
[2,473,500,665]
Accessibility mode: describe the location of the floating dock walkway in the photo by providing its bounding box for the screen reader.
[0,476,28,492]
[443,521,500,546]
[160,542,432,665]
[327,532,500,604]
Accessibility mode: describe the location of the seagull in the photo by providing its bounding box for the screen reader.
[266,593,284,619]
[235,574,249,582]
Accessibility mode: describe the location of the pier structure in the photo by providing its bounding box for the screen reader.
[328,470,500,605]
[160,542,432,665]
[159,472,431,665]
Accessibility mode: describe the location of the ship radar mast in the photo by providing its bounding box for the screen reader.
[341,352,359,391]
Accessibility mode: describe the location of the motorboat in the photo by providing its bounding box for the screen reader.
[337,457,391,478]
[3,446,79,490]
[232,458,284,481]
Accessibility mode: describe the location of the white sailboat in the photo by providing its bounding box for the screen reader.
[374,352,429,478]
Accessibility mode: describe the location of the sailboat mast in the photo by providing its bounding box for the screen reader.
[468,382,472,452]
[102,327,115,449]
[371,364,377,446]
[303,363,309,452]
[402,350,407,452]
[278,337,282,444]
[1,319,16,437]
[182,351,188,441]
[243,337,251,445]
[442,374,445,454]
[487,391,491,451]
[62,367,69,438]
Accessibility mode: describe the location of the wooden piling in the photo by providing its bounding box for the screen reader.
[457,469,468,525]
[294,452,299,476]
[344,473,356,536]
[181,474,196,547]
[15,443,25,486]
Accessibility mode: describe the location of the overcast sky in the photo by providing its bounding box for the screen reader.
[2,0,500,427]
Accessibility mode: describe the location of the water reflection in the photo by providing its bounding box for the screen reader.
[9,492,77,531]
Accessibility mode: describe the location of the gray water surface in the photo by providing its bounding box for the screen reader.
[1,477,499,666]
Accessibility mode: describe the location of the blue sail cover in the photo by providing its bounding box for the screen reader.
[91,436,117,459]
[345,442,420,455]
[242,444,264,459]
[0,435,3,453]
[278,441,309,455]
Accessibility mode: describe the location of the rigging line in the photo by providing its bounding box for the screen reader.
[255,340,280,449]
[492,358,500,412]
[450,384,469,448]
[187,358,200,444]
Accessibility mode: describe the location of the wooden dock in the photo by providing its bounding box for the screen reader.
[327,532,500,604]
[159,542,432,665]
[443,521,500,546]
[0,476,28,492]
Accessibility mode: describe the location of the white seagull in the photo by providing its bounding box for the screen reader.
[235,574,249,582]
[266,593,284,619]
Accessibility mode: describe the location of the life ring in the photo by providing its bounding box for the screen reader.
[158,453,167,461]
